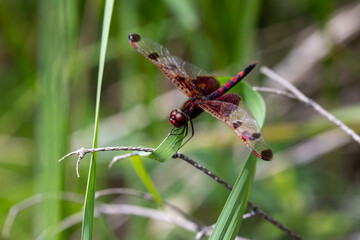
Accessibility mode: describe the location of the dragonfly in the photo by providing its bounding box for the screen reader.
[128,33,273,161]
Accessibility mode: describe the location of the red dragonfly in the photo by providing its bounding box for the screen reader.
[128,33,273,161]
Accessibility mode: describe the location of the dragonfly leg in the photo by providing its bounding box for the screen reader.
[174,119,194,150]
[172,124,188,149]
[168,125,187,137]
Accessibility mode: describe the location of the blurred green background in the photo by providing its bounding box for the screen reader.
[1,0,360,239]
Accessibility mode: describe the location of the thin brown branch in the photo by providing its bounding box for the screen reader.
[260,66,360,145]
[59,147,303,239]
[252,86,297,100]
[58,146,154,177]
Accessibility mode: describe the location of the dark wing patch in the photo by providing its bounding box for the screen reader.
[148,52,160,60]
[166,64,177,70]
[215,92,241,105]
[192,76,220,96]
[232,121,242,129]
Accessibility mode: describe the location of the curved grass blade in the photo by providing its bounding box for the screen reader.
[131,155,163,205]
[148,127,185,162]
[81,0,114,239]
[115,127,185,163]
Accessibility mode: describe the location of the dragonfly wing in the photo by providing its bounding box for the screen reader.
[198,98,273,161]
[129,33,220,97]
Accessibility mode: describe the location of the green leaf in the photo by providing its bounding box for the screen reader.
[36,0,77,237]
[118,127,185,163]
[209,154,257,240]
[131,155,163,205]
[81,0,114,239]
[148,127,186,162]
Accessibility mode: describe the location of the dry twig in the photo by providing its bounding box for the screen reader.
[260,66,360,145]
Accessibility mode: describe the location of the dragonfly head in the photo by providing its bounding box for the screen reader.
[169,109,188,128]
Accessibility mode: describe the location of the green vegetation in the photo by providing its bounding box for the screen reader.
[1,0,359,239]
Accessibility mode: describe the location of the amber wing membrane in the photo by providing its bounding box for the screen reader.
[198,98,273,160]
[129,33,220,97]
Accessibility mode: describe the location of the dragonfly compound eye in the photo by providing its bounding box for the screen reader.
[169,110,187,128]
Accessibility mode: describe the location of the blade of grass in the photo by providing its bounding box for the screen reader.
[112,127,186,163]
[209,77,267,239]
[234,0,261,65]
[209,154,257,240]
[131,155,163,205]
[148,127,185,162]
[35,0,76,238]
[81,0,114,239]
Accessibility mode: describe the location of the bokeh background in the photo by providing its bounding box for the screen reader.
[1,0,360,239]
